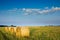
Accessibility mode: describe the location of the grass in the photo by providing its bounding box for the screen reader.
[0,26,60,40]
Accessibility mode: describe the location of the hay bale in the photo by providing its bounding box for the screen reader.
[16,27,21,37]
[4,27,9,32]
[21,27,30,37]
[9,27,16,34]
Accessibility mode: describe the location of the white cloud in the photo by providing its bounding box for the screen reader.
[0,6,60,15]
[37,10,50,14]
[52,7,60,11]
[22,7,60,15]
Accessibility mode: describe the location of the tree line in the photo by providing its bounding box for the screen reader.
[0,25,16,27]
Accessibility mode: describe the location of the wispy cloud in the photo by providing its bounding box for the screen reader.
[0,6,60,15]
[22,7,60,15]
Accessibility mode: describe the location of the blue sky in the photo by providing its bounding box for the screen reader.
[0,0,60,26]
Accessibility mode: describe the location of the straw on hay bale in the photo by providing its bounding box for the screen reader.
[21,27,30,37]
[16,27,21,37]
[9,27,16,34]
[5,27,9,32]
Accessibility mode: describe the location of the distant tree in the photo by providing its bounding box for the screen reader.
[11,25,16,27]
[0,25,8,27]
[11,25,14,27]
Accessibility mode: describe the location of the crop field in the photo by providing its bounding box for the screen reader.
[0,26,60,40]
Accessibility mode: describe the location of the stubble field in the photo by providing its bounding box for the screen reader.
[0,26,60,40]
